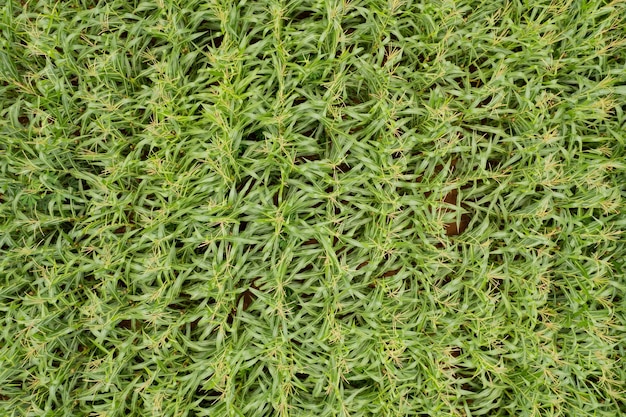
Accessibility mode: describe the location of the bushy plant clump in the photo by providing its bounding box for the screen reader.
[1,0,625,415]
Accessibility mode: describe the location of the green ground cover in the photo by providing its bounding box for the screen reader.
[1,0,626,415]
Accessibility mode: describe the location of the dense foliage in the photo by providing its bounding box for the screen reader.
[1,0,625,415]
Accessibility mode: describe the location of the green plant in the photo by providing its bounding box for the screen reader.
[1,0,625,416]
